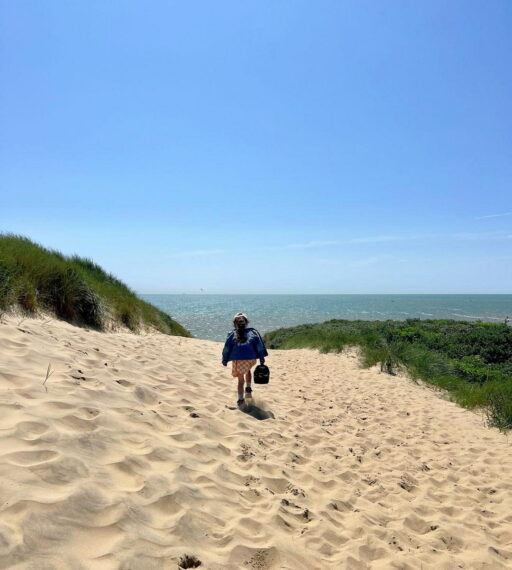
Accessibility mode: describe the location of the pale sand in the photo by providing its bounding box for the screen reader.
[1,316,511,570]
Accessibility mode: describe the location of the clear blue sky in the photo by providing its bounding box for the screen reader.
[1,1,511,293]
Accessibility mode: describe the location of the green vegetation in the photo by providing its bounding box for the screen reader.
[264,319,512,430]
[0,234,190,336]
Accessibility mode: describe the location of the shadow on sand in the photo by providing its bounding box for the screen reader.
[240,397,275,420]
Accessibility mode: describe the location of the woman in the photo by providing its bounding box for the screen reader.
[222,312,268,406]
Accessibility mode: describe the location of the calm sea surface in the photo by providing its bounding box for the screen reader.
[141,294,512,341]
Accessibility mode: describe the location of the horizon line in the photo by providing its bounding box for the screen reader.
[139,292,512,296]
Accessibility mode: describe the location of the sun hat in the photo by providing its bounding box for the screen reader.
[233,312,249,324]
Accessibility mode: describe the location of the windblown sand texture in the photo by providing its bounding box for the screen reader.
[1,316,511,570]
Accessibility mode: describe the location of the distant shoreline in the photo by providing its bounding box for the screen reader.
[139,292,512,295]
[142,293,511,341]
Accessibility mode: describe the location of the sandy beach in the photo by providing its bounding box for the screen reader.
[0,315,511,570]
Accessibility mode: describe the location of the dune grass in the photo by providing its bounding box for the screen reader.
[265,319,512,430]
[0,234,190,336]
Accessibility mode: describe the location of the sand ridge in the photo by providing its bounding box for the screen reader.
[0,315,511,569]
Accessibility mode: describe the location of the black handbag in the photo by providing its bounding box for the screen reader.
[254,364,270,384]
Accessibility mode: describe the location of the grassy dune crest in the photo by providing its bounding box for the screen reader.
[265,319,512,430]
[0,234,190,336]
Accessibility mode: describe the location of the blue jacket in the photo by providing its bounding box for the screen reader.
[222,327,268,363]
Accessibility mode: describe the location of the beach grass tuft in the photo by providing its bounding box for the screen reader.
[0,234,190,336]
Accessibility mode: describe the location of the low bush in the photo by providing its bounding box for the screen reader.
[265,318,512,430]
[0,234,190,336]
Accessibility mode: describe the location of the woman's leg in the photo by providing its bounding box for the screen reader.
[237,375,245,400]
[245,369,252,389]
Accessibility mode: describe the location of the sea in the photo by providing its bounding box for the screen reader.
[140,294,512,341]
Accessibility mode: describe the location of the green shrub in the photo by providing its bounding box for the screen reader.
[265,318,512,430]
[361,337,404,374]
[17,278,37,313]
[486,385,512,431]
[0,233,190,336]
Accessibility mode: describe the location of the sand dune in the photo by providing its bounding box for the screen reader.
[0,315,511,569]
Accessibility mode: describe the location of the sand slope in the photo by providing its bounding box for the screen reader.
[0,316,511,570]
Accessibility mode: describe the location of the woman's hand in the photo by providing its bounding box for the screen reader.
[222,361,227,366]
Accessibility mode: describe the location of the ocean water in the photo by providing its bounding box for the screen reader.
[141,294,512,341]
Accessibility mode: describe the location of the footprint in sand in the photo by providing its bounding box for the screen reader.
[44,401,76,413]
[0,523,21,556]
[58,414,99,433]
[230,546,280,570]
[15,421,49,440]
[75,407,101,420]
[31,456,90,484]
[134,386,159,404]
[3,449,59,466]
[108,459,146,491]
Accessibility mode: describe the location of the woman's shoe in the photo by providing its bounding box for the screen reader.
[237,396,245,406]
[245,386,253,395]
